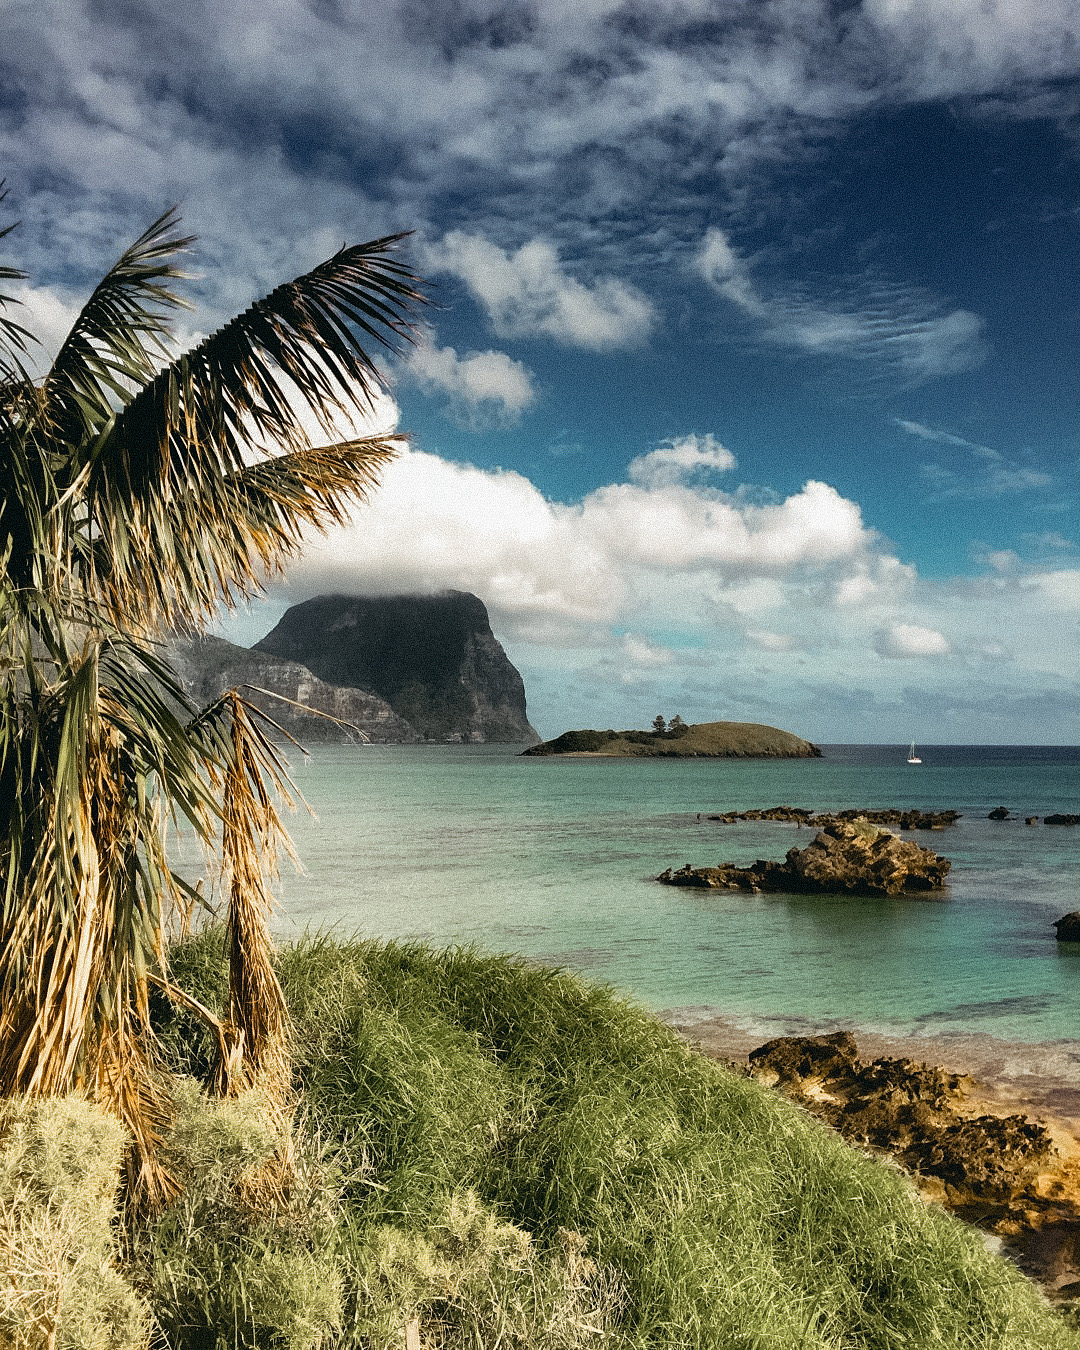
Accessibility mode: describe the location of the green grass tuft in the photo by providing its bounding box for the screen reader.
[155,930,1077,1350]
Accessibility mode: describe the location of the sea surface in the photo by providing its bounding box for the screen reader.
[227,743,1080,1046]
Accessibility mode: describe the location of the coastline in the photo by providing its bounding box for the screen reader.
[659,1007,1080,1132]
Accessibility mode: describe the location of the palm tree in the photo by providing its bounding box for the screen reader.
[0,197,423,1202]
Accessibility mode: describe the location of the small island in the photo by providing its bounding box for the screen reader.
[522,717,821,758]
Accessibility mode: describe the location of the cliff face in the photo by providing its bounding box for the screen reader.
[253,592,539,743]
[166,634,420,743]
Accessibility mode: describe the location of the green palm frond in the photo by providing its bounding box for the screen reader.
[68,232,421,626]
[83,433,402,631]
[0,204,426,1203]
[42,206,193,446]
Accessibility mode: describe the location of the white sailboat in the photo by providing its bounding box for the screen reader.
[906,741,922,764]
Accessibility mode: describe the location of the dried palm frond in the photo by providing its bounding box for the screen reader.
[0,200,425,1202]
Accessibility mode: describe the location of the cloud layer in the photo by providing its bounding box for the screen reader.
[217,438,1080,742]
[6,0,1080,328]
[698,229,987,378]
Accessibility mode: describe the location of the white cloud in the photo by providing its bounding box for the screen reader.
[425,232,656,350]
[404,337,536,426]
[6,283,84,373]
[746,629,797,652]
[619,634,675,669]
[874,623,951,658]
[896,417,1052,495]
[275,447,885,638]
[210,442,1080,740]
[698,228,986,378]
[627,433,736,489]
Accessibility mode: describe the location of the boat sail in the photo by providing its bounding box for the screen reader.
[906,741,922,764]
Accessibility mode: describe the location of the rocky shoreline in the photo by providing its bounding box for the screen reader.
[704,804,961,830]
[662,1014,1080,1301]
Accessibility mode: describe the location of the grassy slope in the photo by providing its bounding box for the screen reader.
[159,932,1073,1350]
[533,720,820,757]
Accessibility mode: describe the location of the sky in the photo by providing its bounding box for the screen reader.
[2,0,1080,742]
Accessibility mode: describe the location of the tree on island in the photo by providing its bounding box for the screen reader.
[650,713,689,740]
[0,198,423,1201]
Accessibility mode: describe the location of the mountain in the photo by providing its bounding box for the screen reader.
[166,634,419,742]
[253,592,539,743]
[523,721,821,758]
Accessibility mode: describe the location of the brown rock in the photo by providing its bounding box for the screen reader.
[1054,913,1080,942]
[658,820,950,896]
[746,1034,1053,1215]
[747,1031,859,1087]
[784,820,951,895]
[704,805,960,830]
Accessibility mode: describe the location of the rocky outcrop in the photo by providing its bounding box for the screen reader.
[1045,814,1080,826]
[657,819,951,896]
[988,806,1010,820]
[1054,913,1080,942]
[705,805,960,831]
[166,634,419,742]
[253,592,538,743]
[745,1034,1054,1213]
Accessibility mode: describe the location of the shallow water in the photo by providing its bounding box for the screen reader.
[217,742,1080,1044]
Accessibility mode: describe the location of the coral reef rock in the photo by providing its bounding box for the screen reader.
[705,805,960,831]
[657,819,951,897]
[733,1032,1080,1298]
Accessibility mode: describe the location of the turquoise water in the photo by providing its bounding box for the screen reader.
[242,743,1080,1043]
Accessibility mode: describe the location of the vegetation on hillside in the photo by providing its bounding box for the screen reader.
[0,198,422,1194]
[63,930,1064,1350]
[524,719,820,758]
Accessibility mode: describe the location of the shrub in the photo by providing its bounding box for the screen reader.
[345,1190,621,1350]
[0,1095,148,1350]
[137,1080,342,1350]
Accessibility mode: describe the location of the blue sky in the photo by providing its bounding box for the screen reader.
[3,0,1080,741]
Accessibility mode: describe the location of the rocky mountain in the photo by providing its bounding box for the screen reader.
[166,634,419,742]
[252,591,538,743]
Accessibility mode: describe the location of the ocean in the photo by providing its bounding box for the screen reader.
[241,743,1080,1046]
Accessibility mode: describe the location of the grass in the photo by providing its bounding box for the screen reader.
[145,928,1077,1350]
[524,720,819,758]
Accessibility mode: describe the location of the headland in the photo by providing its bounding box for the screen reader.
[523,718,820,758]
